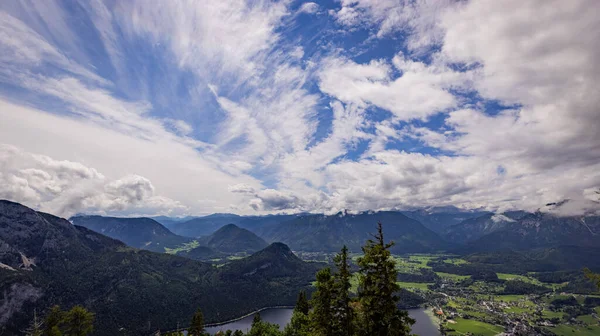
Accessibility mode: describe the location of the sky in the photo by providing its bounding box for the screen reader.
[0,0,599,217]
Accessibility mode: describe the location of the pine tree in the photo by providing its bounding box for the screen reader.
[357,222,414,336]
[296,291,310,315]
[188,308,205,336]
[248,312,283,336]
[284,291,311,336]
[24,309,43,336]
[332,245,354,336]
[63,306,94,336]
[45,305,64,336]
[309,268,335,336]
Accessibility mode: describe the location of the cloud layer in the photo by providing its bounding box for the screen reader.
[0,0,598,216]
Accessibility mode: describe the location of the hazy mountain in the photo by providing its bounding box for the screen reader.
[169,213,243,237]
[403,208,489,233]
[459,212,600,253]
[197,224,268,254]
[70,215,192,252]
[170,213,298,238]
[0,200,317,335]
[150,215,199,230]
[260,211,450,253]
[442,211,529,244]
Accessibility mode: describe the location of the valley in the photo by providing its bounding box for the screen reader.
[2,200,600,335]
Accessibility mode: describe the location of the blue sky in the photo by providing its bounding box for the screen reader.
[0,0,599,217]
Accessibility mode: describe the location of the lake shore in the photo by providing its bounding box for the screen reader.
[423,307,441,331]
[205,306,294,328]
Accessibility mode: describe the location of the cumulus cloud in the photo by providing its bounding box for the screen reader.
[318,53,470,121]
[0,144,186,217]
[298,2,320,15]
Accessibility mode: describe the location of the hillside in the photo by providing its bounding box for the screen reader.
[459,212,600,253]
[403,208,488,234]
[442,212,528,244]
[178,246,222,261]
[197,224,268,254]
[0,200,317,335]
[170,213,297,238]
[70,215,192,252]
[260,211,450,253]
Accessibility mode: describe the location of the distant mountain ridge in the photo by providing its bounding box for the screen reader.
[454,212,600,253]
[169,213,298,237]
[197,223,268,254]
[70,215,192,252]
[403,208,489,233]
[259,211,451,253]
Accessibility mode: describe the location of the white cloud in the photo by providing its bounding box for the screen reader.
[333,0,453,51]
[120,0,288,79]
[298,2,320,15]
[0,0,598,217]
[318,53,469,121]
[0,100,263,216]
[0,144,185,217]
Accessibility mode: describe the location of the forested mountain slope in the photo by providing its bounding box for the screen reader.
[0,200,317,335]
[70,215,192,252]
[197,223,268,254]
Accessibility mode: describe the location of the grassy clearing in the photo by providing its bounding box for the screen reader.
[396,282,432,291]
[164,240,199,254]
[542,310,564,319]
[436,272,470,281]
[547,325,600,336]
[443,258,468,265]
[445,318,504,336]
[577,314,598,325]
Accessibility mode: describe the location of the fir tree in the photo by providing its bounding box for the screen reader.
[309,268,335,336]
[62,306,94,336]
[188,308,205,336]
[284,291,311,336]
[24,309,43,336]
[357,222,414,336]
[296,291,310,315]
[332,245,354,336]
[248,312,283,336]
[45,305,64,336]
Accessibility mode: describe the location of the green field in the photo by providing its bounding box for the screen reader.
[443,258,469,265]
[396,282,432,291]
[542,310,564,319]
[577,314,598,325]
[445,318,504,336]
[436,272,470,281]
[495,294,527,302]
[547,325,600,336]
[164,240,199,254]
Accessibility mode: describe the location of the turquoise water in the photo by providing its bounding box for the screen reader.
[206,307,440,335]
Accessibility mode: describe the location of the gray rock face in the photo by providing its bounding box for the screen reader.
[0,283,43,325]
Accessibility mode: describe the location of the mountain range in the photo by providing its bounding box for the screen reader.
[257,211,450,253]
[70,215,193,252]
[0,200,318,335]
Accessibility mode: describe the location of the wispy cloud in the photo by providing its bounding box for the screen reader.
[0,0,598,216]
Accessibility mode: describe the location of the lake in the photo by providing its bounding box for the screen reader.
[206,307,440,335]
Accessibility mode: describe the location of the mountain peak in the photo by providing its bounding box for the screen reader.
[264,242,292,254]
